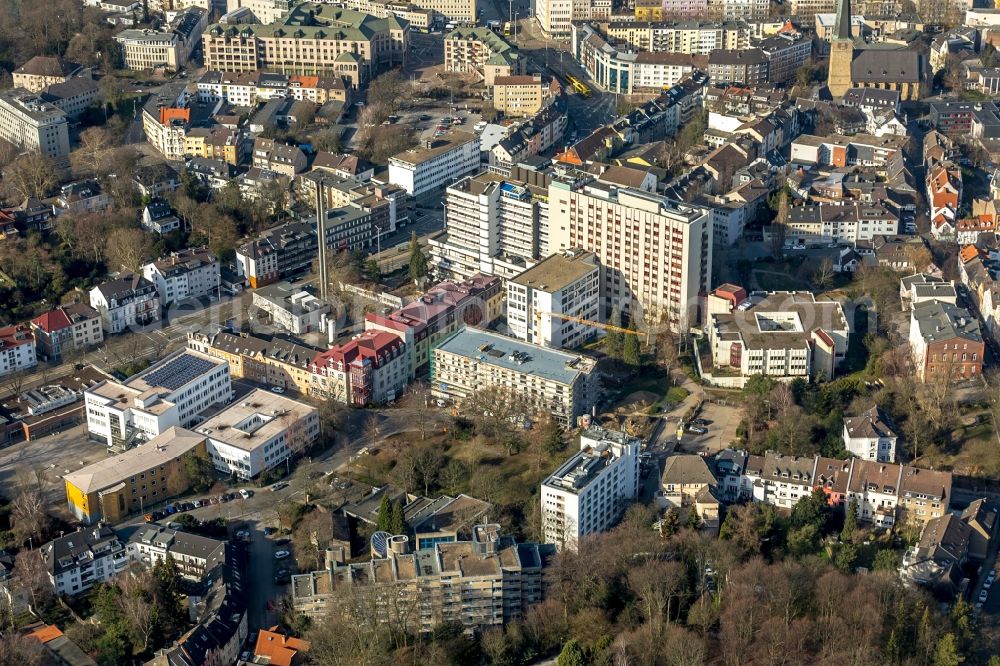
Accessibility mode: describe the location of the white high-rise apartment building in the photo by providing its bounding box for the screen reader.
[548,176,711,331]
[430,169,551,281]
[540,425,640,551]
[507,249,601,349]
[0,88,70,158]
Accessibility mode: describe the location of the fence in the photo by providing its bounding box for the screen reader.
[339,283,405,309]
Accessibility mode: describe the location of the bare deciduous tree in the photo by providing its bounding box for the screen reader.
[13,549,51,610]
[106,227,154,272]
[2,153,62,201]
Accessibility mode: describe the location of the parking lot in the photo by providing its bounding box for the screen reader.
[0,424,108,513]
[675,400,743,455]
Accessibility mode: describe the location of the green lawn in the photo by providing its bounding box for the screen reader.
[753,269,809,292]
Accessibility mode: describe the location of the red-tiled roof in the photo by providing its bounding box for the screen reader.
[30,308,72,334]
[255,627,310,666]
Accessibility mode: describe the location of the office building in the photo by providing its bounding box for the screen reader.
[202,4,409,83]
[12,56,83,93]
[507,250,601,349]
[535,0,610,37]
[63,427,208,523]
[251,282,331,335]
[310,330,408,405]
[541,426,640,550]
[39,78,100,119]
[431,328,598,425]
[364,273,503,377]
[601,19,750,54]
[292,524,553,630]
[548,175,711,331]
[142,247,220,306]
[41,525,128,596]
[84,349,233,448]
[388,130,480,195]
[89,273,161,334]
[30,303,103,361]
[193,388,319,478]
[0,325,37,378]
[571,23,704,95]
[116,7,208,70]
[429,169,552,281]
[707,291,850,384]
[444,27,522,85]
[197,70,348,106]
[128,525,226,581]
[0,88,70,158]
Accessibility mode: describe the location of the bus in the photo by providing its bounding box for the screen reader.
[565,74,592,98]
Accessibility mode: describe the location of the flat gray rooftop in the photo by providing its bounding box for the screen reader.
[435,328,594,385]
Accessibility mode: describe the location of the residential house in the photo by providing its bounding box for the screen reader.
[30,303,103,361]
[187,329,320,395]
[141,199,183,235]
[0,325,37,377]
[908,299,984,382]
[310,330,407,406]
[846,459,902,528]
[745,451,815,509]
[842,406,898,462]
[40,525,128,596]
[89,273,161,334]
[142,247,219,306]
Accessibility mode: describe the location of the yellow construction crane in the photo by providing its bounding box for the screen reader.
[534,311,657,343]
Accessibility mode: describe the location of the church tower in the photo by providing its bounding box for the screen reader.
[827,0,854,98]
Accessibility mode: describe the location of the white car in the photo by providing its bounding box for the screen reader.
[274,550,291,560]
[270,386,285,394]
[239,488,252,499]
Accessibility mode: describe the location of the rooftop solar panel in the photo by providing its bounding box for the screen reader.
[139,354,216,391]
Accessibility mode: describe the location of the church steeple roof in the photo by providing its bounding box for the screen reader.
[833,0,851,40]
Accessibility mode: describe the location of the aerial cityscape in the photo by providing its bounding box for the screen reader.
[0,0,998,662]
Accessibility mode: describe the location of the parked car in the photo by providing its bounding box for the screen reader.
[236,530,250,540]
[270,386,285,394]
[263,527,278,536]
[274,550,291,560]
[270,482,288,492]
[239,488,252,499]
[687,425,708,435]
[275,537,291,546]
[980,588,989,603]
[691,418,711,426]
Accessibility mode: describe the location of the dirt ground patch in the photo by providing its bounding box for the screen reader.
[622,390,659,406]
